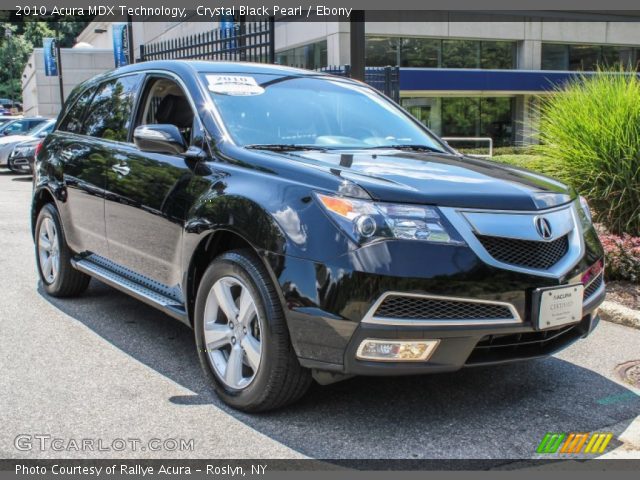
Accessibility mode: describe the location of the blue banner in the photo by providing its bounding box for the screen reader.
[43,38,58,77]
[112,23,130,68]
[220,15,236,49]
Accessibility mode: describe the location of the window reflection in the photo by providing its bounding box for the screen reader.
[366,37,517,69]
[542,43,640,70]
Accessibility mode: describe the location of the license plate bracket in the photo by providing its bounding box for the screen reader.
[532,284,584,330]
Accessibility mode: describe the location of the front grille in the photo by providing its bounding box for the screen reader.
[374,295,514,320]
[476,234,569,270]
[584,273,604,300]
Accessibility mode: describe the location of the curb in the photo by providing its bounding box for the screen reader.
[599,300,640,330]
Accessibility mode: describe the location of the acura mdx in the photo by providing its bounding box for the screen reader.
[31,61,606,411]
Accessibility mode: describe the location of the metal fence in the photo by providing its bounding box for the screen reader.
[139,23,400,102]
[139,20,275,63]
[317,65,401,102]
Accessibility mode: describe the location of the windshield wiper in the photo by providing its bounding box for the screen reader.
[363,144,445,153]
[244,144,328,152]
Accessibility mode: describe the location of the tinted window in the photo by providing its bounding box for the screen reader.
[82,75,142,142]
[59,87,96,134]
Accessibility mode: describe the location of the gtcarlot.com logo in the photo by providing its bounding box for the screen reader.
[14,434,194,453]
[536,432,613,454]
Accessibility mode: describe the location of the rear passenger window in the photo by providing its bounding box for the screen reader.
[82,74,142,142]
[59,87,96,133]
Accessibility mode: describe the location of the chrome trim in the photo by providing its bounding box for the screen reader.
[356,338,440,362]
[71,257,188,324]
[439,202,585,279]
[361,291,521,327]
[462,206,575,242]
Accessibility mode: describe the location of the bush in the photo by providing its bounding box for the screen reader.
[459,146,536,156]
[491,154,563,178]
[535,70,640,236]
[595,224,640,282]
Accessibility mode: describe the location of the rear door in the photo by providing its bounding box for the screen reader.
[104,74,198,291]
[56,74,142,256]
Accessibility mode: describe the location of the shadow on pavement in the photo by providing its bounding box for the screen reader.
[40,280,640,460]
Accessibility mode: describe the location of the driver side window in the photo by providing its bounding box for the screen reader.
[136,77,195,144]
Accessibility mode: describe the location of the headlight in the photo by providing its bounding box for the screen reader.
[315,192,464,245]
[578,196,593,230]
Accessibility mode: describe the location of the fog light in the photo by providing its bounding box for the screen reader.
[356,339,439,362]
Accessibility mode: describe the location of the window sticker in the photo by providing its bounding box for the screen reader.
[206,75,265,96]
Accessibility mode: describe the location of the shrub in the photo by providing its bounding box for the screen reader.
[459,146,536,156]
[595,224,640,282]
[535,70,640,237]
[491,154,563,178]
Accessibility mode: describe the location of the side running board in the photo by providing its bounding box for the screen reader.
[71,255,188,324]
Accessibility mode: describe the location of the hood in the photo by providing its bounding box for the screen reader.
[277,149,573,211]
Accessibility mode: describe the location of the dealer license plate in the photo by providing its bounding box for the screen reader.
[536,284,584,330]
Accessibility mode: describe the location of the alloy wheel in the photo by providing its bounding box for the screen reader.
[203,276,263,390]
[38,217,60,284]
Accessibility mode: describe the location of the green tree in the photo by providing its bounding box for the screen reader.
[0,18,92,103]
[0,24,32,102]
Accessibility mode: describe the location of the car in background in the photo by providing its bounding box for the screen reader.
[0,98,22,112]
[0,119,55,168]
[0,117,48,137]
[0,115,23,128]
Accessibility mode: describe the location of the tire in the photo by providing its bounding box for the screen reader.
[35,203,90,297]
[194,249,311,412]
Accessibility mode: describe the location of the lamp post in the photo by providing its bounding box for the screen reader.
[53,21,64,107]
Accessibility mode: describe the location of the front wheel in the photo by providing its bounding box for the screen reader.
[194,250,311,412]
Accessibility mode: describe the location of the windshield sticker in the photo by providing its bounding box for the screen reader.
[206,75,265,96]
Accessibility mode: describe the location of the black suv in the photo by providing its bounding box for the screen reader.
[32,61,605,411]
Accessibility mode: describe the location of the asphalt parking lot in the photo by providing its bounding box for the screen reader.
[0,169,638,462]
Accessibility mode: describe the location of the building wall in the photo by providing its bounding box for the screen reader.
[21,48,114,117]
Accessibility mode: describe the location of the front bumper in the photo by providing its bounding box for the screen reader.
[342,286,603,376]
[266,230,605,375]
[7,155,32,173]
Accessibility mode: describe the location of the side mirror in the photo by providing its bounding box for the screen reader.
[133,124,187,155]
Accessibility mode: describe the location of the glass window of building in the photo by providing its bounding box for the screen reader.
[366,37,517,69]
[542,43,639,70]
[400,38,440,67]
[481,41,517,69]
[441,40,479,68]
[401,96,515,147]
[568,44,600,70]
[276,40,328,70]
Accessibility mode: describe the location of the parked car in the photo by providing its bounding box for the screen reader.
[0,117,48,137]
[1,119,54,168]
[31,62,605,412]
[0,114,22,125]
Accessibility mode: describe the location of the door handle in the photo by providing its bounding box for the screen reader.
[112,164,130,176]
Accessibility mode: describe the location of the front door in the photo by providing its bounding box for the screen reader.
[104,75,198,292]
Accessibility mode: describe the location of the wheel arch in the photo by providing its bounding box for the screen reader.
[184,228,288,328]
[31,186,58,239]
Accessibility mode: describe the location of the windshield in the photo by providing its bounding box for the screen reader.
[201,73,446,151]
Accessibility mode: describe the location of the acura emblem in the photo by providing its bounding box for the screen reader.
[535,216,553,240]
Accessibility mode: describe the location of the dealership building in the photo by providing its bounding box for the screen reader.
[24,13,640,148]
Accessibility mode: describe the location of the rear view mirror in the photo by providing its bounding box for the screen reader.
[133,124,187,155]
